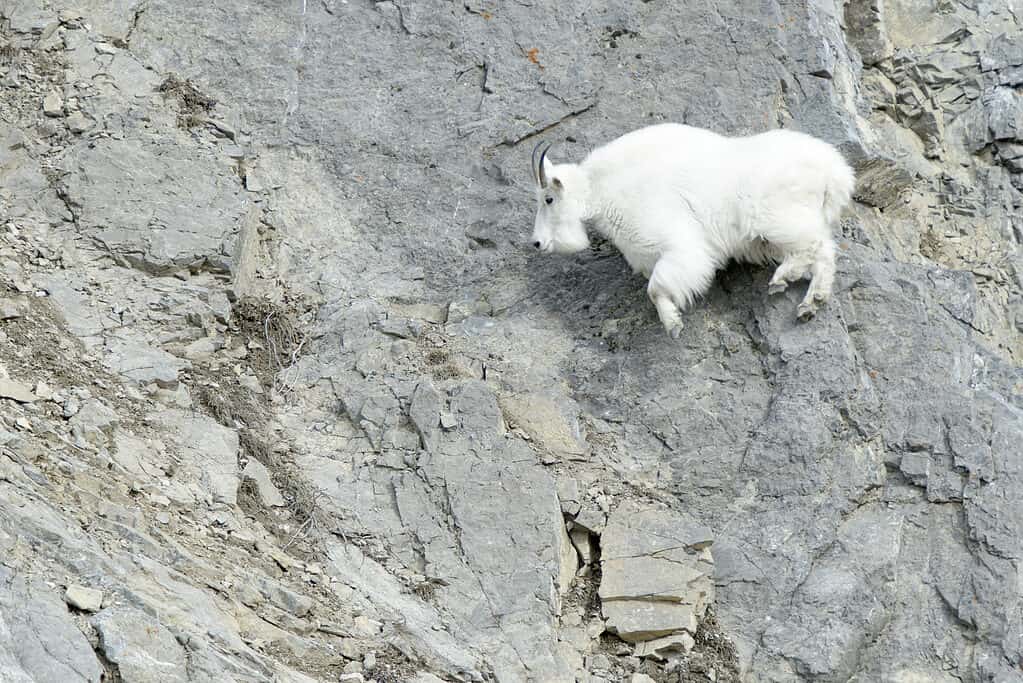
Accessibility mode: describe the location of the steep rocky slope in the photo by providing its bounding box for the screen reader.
[1,1,1021,681]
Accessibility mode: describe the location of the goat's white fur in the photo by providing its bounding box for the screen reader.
[530,123,855,337]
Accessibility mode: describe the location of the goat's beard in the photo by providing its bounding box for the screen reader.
[551,225,590,254]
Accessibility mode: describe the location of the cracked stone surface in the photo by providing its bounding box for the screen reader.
[0,1,1021,682]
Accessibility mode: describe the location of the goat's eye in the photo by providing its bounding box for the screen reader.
[545,196,554,205]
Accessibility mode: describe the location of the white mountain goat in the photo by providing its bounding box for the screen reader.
[529,123,855,337]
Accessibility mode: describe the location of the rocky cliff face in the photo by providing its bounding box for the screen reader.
[1,1,1021,682]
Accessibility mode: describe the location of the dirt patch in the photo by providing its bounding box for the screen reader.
[0,287,146,423]
[0,43,17,64]
[676,609,741,683]
[190,294,323,559]
[157,74,216,129]
[371,645,422,683]
[232,296,305,391]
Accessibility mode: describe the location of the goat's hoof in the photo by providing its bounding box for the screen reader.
[796,303,816,320]
[767,282,788,295]
[668,323,684,340]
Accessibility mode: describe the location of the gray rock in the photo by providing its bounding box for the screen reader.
[409,380,442,452]
[93,608,189,683]
[0,568,103,683]
[630,675,657,683]
[558,478,581,516]
[558,521,579,595]
[43,91,63,117]
[64,584,103,612]
[391,303,448,324]
[0,379,35,404]
[241,459,286,507]
[61,138,246,273]
[569,528,595,565]
[499,393,588,460]
[986,86,1023,141]
[103,339,188,388]
[599,502,715,646]
[572,508,606,535]
[602,601,699,643]
[634,632,695,660]
[150,410,239,506]
[66,112,94,134]
[0,0,1020,681]
[0,297,27,320]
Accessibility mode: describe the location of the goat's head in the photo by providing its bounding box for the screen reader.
[530,142,590,254]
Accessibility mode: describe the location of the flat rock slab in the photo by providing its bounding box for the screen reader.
[0,379,36,403]
[64,585,104,612]
[150,410,240,506]
[103,339,189,388]
[499,393,588,459]
[0,568,103,682]
[599,554,713,604]
[93,607,188,683]
[600,501,715,647]
[601,600,699,643]
[601,500,714,560]
[62,138,246,273]
[0,297,28,320]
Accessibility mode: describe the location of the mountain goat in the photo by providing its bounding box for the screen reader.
[529,123,855,337]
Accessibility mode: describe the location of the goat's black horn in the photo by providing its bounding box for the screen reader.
[537,141,553,188]
[531,140,547,185]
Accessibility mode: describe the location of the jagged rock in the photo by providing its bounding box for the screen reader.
[69,399,118,435]
[558,478,581,516]
[986,87,1023,141]
[852,155,917,208]
[61,138,247,273]
[572,508,606,535]
[844,0,892,66]
[558,521,579,595]
[409,380,442,451]
[603,601,699,643]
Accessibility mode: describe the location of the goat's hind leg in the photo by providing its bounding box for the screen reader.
[796,238,836,320]
[767,248,816,295]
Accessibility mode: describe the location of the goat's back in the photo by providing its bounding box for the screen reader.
[584,124,850,202]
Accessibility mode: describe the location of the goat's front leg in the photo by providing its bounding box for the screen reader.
[650,289,685,339]
[647,252,716,339]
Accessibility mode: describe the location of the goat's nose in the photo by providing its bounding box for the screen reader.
[532,241,541,249]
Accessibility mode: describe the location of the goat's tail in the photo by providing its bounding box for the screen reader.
[822,154,856,226]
